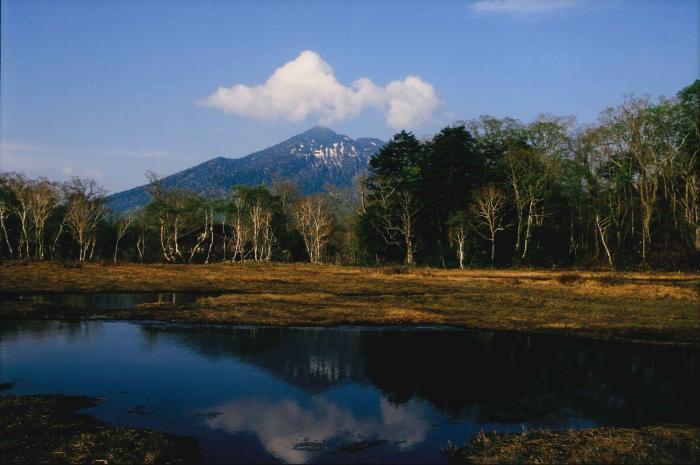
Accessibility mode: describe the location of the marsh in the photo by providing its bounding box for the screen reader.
[1,320,698,464]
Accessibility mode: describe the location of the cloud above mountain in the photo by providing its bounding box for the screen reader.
[199,50,442,129]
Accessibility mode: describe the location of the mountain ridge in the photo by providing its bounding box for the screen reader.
[107,126,384,211]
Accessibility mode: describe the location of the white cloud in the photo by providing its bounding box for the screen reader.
[471,0,580,15]
[199,50,442,129]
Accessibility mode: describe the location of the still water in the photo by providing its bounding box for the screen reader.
[1,320,698,464]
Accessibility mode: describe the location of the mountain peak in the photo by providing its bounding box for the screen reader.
[107,129,384,211]
[297,125,341,141]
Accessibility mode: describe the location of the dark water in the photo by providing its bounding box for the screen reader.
[2,292,212,309]
[1,320,698,464]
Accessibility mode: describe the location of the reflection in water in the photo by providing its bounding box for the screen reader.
[1,321,698,464]
[207,397,431,463]
[141,324,699,426]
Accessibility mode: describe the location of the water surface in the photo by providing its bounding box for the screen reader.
[1,320,697,464]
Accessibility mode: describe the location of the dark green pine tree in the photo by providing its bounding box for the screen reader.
[417,125,478,265]
[368,130,423,188]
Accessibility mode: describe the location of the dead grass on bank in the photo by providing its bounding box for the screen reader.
[444,425,700,465]
[0,394,199,465]
[1,261,698,345]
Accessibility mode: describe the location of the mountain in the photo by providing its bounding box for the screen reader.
[107,126,384,211]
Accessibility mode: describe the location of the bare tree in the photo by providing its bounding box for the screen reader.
[249,195,265,261]
[145,172,199,263]
[371,179,418,266]
[134,213,148,262]
[582,125,634,257]
[205,203,215,264]
[186,203,214,264]
[294,194,333,263]
[50,215,67,260]
[448,211,469,269]
[146,172,171,262]
[261,208,274,261]
[600,97,683,260]
[472,186,508,264]
[678,153,699,251]
[27,179,59,259]
[7,174,30,258]
[167,189,198,262]
[594,211,614,268]
[504,118,568,259]
[228,193,249,262]
[505,148,558,260]
[0,199,13,257]
[113,214,133,262]
[64,178,106,261]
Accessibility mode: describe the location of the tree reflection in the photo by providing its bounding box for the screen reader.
[137,325,700,426]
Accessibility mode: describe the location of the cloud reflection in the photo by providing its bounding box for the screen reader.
[205,395,432,463]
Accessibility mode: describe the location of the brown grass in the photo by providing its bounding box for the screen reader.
[0,394,199,464]
[1,261,699,346]
[444,425,700,464]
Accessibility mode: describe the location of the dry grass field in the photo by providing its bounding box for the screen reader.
[1,261,698,346]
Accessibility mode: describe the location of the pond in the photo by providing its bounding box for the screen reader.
[1,320,698,464]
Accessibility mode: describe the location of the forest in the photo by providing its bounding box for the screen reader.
[1,81,698,270]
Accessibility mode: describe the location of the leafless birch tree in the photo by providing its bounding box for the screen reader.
[64,178,106,261]
[472,186,508,264]
[294,194,333,263]
[113,214,133,262]
[371,179,418,265]
[27,179,59,259]
[7,174,31,258]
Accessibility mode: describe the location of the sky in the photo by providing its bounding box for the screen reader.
[1,0,698,193]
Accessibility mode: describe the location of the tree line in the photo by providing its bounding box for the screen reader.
[1,81,697,269]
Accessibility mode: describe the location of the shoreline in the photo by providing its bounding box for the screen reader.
[3,311,700,349]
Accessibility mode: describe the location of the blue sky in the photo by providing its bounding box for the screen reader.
[1,0,698,192]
